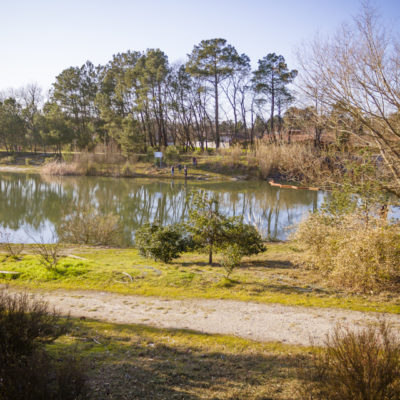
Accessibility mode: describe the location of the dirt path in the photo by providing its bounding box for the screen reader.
[5,287,400,346]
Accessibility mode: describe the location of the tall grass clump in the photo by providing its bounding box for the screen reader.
[220,144,243,168]
[301,321,400,400]
[41,160,86,176]
[0,291,88,400]
[249,140,347,183]
[41,145,134,177]
[58,205,123,246]
[294,210,400,292]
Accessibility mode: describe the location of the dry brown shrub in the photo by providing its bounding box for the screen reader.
[0,231,24,259]
[28,232,64,269]
[293,211,400,292]
[301,321,400,400]
[41,160,87,176]
[58,205,123,246]
[248,140,348,184]
[219,144,243,168]
[41,149,135,177]
[0,291,89,400]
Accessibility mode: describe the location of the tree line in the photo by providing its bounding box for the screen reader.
[0,39,298,154]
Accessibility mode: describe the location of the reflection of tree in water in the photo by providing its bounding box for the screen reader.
[0,173,323,244]
[204,183,320,239]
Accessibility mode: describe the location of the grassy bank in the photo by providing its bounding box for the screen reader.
[2,243,400,313]
[1,141,361,186]
[49,317,311,399]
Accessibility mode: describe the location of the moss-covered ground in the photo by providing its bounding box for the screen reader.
[2,243,400,313]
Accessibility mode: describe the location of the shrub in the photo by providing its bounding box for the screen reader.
[0,291,89,400]
[28,232,64,270]
[221,144,242,168]
[146,146,155,161]
[293,211,400,292]
[121,161,134,177]
[135,222,191,263]
[248,140,347,184]
[0,231,24,260]
[165,145,180,162]
[225,219,266,257]
[58,205,123,246]
[220,244,242,278]
[302,321,400,400]
[41,160,86,176]
[0,155,16,165]
[220,221,266,277]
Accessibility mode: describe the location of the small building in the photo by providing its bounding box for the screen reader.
[194,136,230,149]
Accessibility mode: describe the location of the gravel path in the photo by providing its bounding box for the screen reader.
[5,288,400,346]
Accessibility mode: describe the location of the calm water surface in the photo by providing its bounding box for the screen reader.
[0,172,328,244]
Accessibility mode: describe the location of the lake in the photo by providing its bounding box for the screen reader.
[0,172,328,244]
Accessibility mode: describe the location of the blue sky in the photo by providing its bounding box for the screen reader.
[1,0,399,91]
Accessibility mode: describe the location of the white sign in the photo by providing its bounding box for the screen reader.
[154,152,163,158]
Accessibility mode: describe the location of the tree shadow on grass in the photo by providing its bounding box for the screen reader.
[236,280,323,296]
[175,261,211,268]
[240,259,296,270]
[58,320,309,400]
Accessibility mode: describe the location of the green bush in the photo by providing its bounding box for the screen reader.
[302,321,400,400]
[225,219,266,257]
[220,244,242,278]
[220,221,266,277]
[0,291,88,400]
[165,145,180,161]
[135,222,191,263]
[146,146,155,162]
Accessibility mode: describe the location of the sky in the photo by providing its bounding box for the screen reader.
[1,0,400,92]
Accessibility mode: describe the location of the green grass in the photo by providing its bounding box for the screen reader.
[48,317,312,399]
[2,243,400,313]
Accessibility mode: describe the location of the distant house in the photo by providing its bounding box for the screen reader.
[194,135,230,149]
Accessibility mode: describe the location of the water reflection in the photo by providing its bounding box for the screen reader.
[0,173,326,244]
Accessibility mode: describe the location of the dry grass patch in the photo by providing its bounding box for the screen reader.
[247,140,350,184]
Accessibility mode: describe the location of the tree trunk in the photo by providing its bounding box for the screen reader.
[270,76,275,135]
[214,75,220,148]
[208,247,213,264]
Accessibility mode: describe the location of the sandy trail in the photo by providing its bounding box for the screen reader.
[4,287,400,346]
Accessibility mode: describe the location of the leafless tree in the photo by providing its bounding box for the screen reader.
[297,3,400,195]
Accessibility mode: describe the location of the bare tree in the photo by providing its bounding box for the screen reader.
[297,3,400,195]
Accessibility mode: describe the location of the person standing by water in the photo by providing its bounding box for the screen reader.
[184,165,188,179]
[171,165,175,177]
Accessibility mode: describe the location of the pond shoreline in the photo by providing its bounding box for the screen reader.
[0,151,303,185]
[0,164,252,182]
